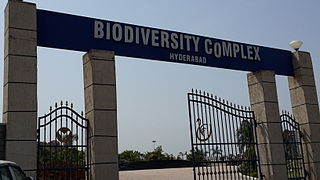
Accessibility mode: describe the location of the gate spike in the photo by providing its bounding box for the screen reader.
[81,111,84,116]
[210,94,213,98]
[55,102,58,108]
[195,89,198,94]
[60,101,63,106]
[71,103,73,109]
[191,89,194,93]
[66,101,68,106]
[49,106,52,112]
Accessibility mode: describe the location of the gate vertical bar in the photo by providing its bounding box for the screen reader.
[188,90,261,180]
[37,103,89,180]
[280,112,307,179]
[37,112,40,178]
[252,111,263,179]
[188,90,197,180]
[86,112,90,180]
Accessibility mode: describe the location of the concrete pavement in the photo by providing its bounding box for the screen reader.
[120,167,193,180]
[119,166,258,180]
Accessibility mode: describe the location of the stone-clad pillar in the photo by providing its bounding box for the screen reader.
[288,51,320,180]
[247,70,288,180]
[83,50,118,180]
[3,0,37,178]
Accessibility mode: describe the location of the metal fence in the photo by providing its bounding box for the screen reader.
[37,102,89,180]
[280,111,307,180]
[188,90,262,180]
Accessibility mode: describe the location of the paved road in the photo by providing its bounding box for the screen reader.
[119,166,258,180]
[120,167,193,180]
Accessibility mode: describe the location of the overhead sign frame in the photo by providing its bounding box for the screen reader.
[37,9,293,76]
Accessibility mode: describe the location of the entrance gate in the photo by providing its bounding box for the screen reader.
[37,102,89,180]
[188,90,262,180]
[280,112,307,179]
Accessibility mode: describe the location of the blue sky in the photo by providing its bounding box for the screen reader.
[1,0,319,155]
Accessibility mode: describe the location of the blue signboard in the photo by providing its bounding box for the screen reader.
[37,9,293,76]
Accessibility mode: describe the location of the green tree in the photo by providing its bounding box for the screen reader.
[236,120,257,177]
[186,152,193,161]
[211,147,222,161]
[237,120,254,154]
[144,146,167,161]
[238,146,257,177]
[186,148,206,162]
[39,141,85,165]
[283,129,303,178]
[178,152,184,160]
[119,150,144,162]
[283,130,299,158]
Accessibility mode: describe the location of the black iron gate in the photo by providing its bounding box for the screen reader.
[37,102,89,180]
[188,90,262,180]
[280,111,307,179]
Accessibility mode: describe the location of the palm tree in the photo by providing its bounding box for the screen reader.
[211,147,222,161]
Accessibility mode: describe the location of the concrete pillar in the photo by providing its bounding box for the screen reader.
[83,50,118,180]
[3,0,37,178]
[288,51,320,179]
[247,70,288,180]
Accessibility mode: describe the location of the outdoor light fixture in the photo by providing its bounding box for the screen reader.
[289,40,303,51]
[152,140,156,150]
